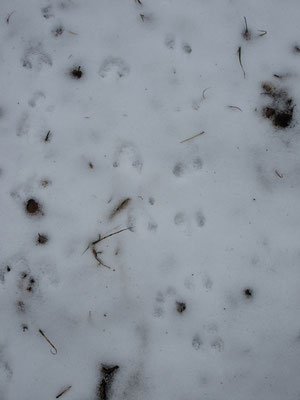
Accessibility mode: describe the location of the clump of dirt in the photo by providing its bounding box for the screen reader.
[243,288,253,299]
[97,365,119,400]
[71,66,83,79]
[176,301,186,313]
[37,233,48,244]
[261,82,294,128]
[26,198,42,215]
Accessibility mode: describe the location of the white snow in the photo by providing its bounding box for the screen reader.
[1,0,300,399]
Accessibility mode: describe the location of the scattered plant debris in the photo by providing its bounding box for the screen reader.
[110,198,131,219]
[176,301,186,313]
[97,364,119,400]
[180,131,205,144]
[39,329,57,355]
[71,66,83,79]
[89,162,94,169]
[261,81,294,128]
[56,385,72,399]
[37,233,48,244]
[258,30,267,37]
[228,105,242,111]
[242,17,251,40]
[41,179,51,187]
[83,227,131,268]
[237,46,246,78]
[44,130,51,142]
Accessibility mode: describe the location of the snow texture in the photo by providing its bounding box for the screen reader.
[1,1,300,399]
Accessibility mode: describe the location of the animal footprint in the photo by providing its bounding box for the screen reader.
[22,43,52,70]
[192,335,202,350]
[172,157,202,177]
[99,57,130,79]
[113,142,143,172]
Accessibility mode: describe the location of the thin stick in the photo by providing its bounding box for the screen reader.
[228,105,242,111]
[180,131,205,144]
[237,46,246,78]
[56,386,72,399]
[39,329,57,355]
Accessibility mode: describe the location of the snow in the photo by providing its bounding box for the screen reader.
[1,0,300,399]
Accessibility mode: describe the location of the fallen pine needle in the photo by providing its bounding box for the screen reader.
[39,329,57,355]
[228,105,242,111]
[180,131,205,143]
[56,386,72,399]
[275,170,283,178]
[258,30,267,37]
[237,46,246,78]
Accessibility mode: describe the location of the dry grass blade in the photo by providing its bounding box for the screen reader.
[45,130,50,142]
[228,105,242,111]
[275,169,283,178]
[237,46,246,78]
[56,386,72,399]
[110,198,131,219]
[180,131,205,143]
[92,248,111,269]
[98,227,131,243]
[39,329,57,355]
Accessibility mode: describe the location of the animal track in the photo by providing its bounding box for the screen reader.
[113,142,143,172]
[22,44,52,70]
[172,157,202,177]
[192,334,202,350]
[99,57,130,79]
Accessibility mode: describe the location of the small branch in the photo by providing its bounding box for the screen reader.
[56,386,72,399]
[180,131,205,144]
[39,329,57,355]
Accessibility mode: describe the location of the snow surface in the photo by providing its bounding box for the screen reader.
[1,0,300,399]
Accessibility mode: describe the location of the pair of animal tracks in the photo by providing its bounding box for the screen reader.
[165,35,192,54]
[174,210,205,229]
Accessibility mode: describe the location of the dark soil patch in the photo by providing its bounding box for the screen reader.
[26,199,41,215]
[37,233,48,244]
[261,82,294,128]
[97,364,119,400]
[243,288,253,298]
[71,66,83,79]
[176,301,186,313]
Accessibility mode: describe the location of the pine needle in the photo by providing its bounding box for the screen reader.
[237,46,246,78]
[180,131,205,143]
[56,386,72,399]
[39,329,57,355]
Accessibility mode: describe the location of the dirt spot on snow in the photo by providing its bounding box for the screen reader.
[97,364,119,400]
[71,66,83,79]
[25,199,42,215]
[261,82,294,128]
[176,301,186,313]
[37,233,48,244]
